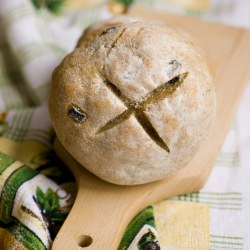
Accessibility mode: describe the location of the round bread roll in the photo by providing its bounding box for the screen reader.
[49,20,216,185]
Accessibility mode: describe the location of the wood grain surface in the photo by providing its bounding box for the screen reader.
[52,8,250,250]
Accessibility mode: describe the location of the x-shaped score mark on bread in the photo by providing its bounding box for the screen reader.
[97,72,188,153]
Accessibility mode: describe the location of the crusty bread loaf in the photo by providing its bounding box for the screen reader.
[49,19,216,185]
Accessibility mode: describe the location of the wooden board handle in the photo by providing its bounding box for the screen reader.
[52,181,135,249]
[52,139,205,250]
[52,139,145,250]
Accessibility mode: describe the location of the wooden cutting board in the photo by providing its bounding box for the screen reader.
[52,8,250,250]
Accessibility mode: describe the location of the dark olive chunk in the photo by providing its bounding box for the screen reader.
[101,26,118,35]
[68,105,87,123]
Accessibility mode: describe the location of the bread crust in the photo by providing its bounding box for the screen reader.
[49,19,216,185]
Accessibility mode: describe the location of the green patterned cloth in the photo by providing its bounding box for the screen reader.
[0,0,250,249]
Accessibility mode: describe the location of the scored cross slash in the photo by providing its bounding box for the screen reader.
[97,72,188,153]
